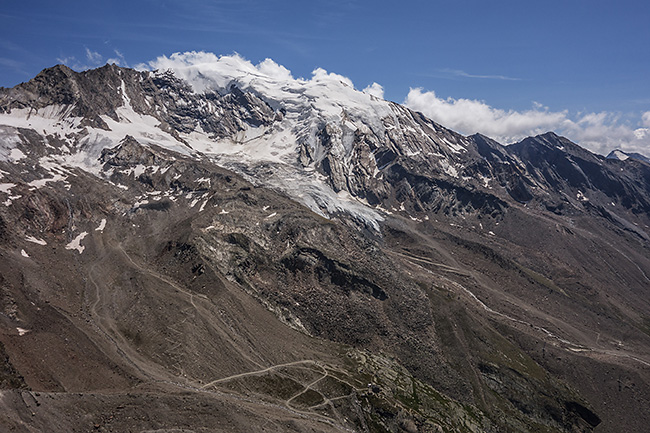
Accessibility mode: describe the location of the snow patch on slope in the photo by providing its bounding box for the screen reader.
[0,183,15,193]
[26,236,47,245]
[96,219,107,232]
[66,232,88,254]
[0,106,82,139]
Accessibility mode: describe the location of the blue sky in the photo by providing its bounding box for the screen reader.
[2,0,650,154]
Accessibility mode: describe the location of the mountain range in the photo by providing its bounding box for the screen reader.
[0,61,649,433]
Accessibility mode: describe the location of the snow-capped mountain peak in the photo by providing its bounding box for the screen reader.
[149,52,392,123]
[0,56,478,229]
[608,149,630,161]
[606,148,650,164]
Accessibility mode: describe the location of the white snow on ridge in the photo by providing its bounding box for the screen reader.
[442,137,465,154]
[99,103,191,157]
[180,121,296,164]
[610,150,629,161]
[149,52,394,139]
[250,163,384,230]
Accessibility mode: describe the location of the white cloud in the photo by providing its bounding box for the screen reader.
[634,128,650,141]
[257,58,293,82]
[362,82,384,99]
[642,111,650,127]
[148,52,379,98]
[58,47,128,71]
[133,62,151,71]
[405,88,565,143]
[57,55,90,71]
[311,67,355,88]
[404,88,650,156]
[107,49,127,67]
[441,68,521,81]
[148,52,258,92]
[56,56,76,66]
[85,48,103,65]
[561,113,638,155]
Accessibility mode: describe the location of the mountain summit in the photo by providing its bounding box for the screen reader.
[0,60,649,432]
[606,148,650,164]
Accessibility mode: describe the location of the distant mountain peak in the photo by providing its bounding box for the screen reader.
[606,149,650,164]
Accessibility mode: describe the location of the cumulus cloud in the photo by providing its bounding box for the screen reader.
[405,88,650,156]
[561,113,649,155]
[311,67,354,88]
[405,88,565,143]
[642,111,650,127]
[148,51,367,92]
[57,55,89,71]
[133,62,151,71]
[362,82,385,99]
[257,58,293,82]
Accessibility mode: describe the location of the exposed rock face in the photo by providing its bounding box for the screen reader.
[0,64,649,432]
[509,132,650,215]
